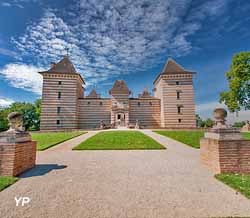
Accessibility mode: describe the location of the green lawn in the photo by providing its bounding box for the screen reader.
[32,131,86,151]
[0,177,18,191]
[73,131,165,150]
[243,132,250,139]
[215,174,250,199]
[154,130,204,149]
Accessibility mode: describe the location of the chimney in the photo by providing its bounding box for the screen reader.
[50,62,56,69]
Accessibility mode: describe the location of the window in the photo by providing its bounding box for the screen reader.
[56,120,60,125]
[178,119,182,123]
[87,102,90,105]
[177,105,183,114]
[176,81,179,85]
[149,102,152,106]
[58,92,61,99]
[138,102,141,106]
[100,102,103,106]
[57,107,61,114]
[177,91,181,100]
[58,81,62,85]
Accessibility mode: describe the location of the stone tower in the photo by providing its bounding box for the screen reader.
[109,80,131,127]
[39,56,84,130]
[153,58,196,128]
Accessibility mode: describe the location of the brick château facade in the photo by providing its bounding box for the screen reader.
[39,57,196,130]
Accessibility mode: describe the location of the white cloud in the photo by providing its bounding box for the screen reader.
[196,101,250,124]
[6,1,231,93]
[1,0,39,8]
[0,64,44,95]
[1,2,11,7]
[0,98,14,108]
[0,48,18,57]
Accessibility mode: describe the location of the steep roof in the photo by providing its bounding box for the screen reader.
[139,88,152,98]
[47,56,77,73]
[109,80,130,95]
[153,58,196,84]
[162,58,195,74]
[86,89,100,98]
[39,56,85,84]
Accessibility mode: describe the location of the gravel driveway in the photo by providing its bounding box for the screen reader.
[0,130,249,218]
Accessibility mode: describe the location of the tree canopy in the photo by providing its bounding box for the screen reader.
[0,99,41,132]
[196,114,214,128]
[220,52,250,112]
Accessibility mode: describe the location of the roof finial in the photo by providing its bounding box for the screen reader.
[66,47,70,57]
[168,54,173,60]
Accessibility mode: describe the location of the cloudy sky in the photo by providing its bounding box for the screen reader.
[0,0,250,121]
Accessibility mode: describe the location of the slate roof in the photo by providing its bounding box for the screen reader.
[153,58,196,84]
[162,58,195,74]
[139,88,152,98]
[39,56,85,84]
[86,89,100,98]
[109,80,130,94]
[47,56,77,73]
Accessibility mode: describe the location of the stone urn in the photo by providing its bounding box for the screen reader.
[242,120,250,132]
[213,108,227,129]
[0,112,36,176]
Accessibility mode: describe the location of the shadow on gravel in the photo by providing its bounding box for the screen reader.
[19,164,67,178]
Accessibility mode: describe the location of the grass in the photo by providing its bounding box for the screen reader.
[215,174,250,199]
[243,132,250,139]
[31,131,86,151]
[73,131,165,150]
[0,177,18,191]
[154,130,204,149]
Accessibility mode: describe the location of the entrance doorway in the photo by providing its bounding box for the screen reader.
[116,113,125,126]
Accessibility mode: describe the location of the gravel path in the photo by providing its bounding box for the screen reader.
[0,130,250,218]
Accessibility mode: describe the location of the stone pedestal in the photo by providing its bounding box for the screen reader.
[0,131,37,176]
[200,128,250,174]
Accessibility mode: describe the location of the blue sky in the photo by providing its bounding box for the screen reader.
[0,0,250,121]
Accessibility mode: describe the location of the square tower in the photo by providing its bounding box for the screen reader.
[153,58,196,128]
[39,56,84,130]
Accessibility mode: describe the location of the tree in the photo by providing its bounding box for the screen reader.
[0,99,41,131]
[196,114,203,127]
[220,52,250,112]
[232,121,245,128]
[195,115,214,128]
[0,109,9,131]
[202,118,214,128]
